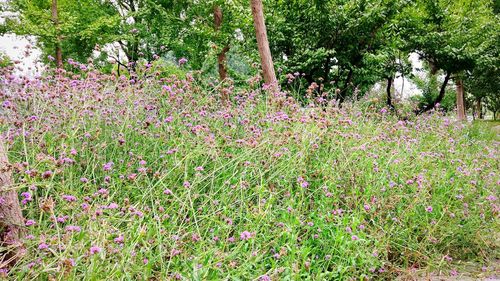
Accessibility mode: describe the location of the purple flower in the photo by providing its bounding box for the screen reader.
[62,195,77,202]
[65,225,81,232]
[42,170,53,179]
[425,206,433,213]
[103,162,114,171]
[89,246,102,255]
[107,202,119,209]
[25,220,36,226]
[178,58,188,65]
[114,235,124,244]
[240,231,253,240]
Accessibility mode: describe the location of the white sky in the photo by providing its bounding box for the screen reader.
[0,0,43,76]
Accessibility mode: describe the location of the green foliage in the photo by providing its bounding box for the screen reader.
[2,0,120,66]
[266,0,411,100]
[0,52,13,68]
[1,0,498,111]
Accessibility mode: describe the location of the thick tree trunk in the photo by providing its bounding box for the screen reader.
[0,139,25,267]
[250,0,277,89]
[214,6,230,82]
[386,76,394,109]
[417,71,451,115]
[456,79,466,121]
[51,0,63,68]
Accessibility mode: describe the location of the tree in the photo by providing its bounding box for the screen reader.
[250,0,276,88]
[0,139,25,267]
[455,79,466,120]
[214,5,229,82]
[51,0,62,68]
[464,4,500,120]
[265,0,408,103]
[405,0,494,116]
[2,0,120,68]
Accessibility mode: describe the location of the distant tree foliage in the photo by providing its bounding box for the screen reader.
[1,0,498,115]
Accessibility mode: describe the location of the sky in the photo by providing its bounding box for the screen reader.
[0,0,43,75]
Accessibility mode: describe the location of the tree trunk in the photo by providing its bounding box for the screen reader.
[51,0,63,68]
[475,97,483,119]
[323,57,331,83]
[417,71,451,115]
[386,76,394,109]
[456,79,466,121]
[0,139,25,267]
[250,0,277,89]
[214,6,230,82]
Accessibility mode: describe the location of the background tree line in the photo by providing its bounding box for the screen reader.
[1,0,499,119]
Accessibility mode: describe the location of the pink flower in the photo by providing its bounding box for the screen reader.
[25,220,35,226]
[42,170,53,179]
[240,231,253,240]
[426,206,433,213]
[65,225,81,232]
[89,246,102,255]
[164,189,172,195]
[114,235,124,244]
[62,195,77,202]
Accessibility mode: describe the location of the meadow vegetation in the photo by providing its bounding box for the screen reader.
[0,66,498,279]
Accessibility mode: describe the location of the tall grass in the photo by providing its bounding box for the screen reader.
[0,68,498,280]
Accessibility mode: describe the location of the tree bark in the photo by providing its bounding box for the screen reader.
[214,6,229,82]
[250,0,277,89]
[456,79,466,121]
[386,76,394,109]
[475,97,483,119]
[417,71,451,115]
[323,57,331,83]
[0,139,25,267]
[51,0,63,68]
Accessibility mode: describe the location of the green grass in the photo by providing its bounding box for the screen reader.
[0,73,498,280]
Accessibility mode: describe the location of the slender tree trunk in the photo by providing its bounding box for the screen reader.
[51,0,63,68]
[417,71,451,115]
[456,79,466,121]
[386,76,394,109]
[217,46,230,81]
[214,6,230,82]
[475,97,483,119]
[323,57,331,83]
[250,0,277,89]
[0,139,25,267]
